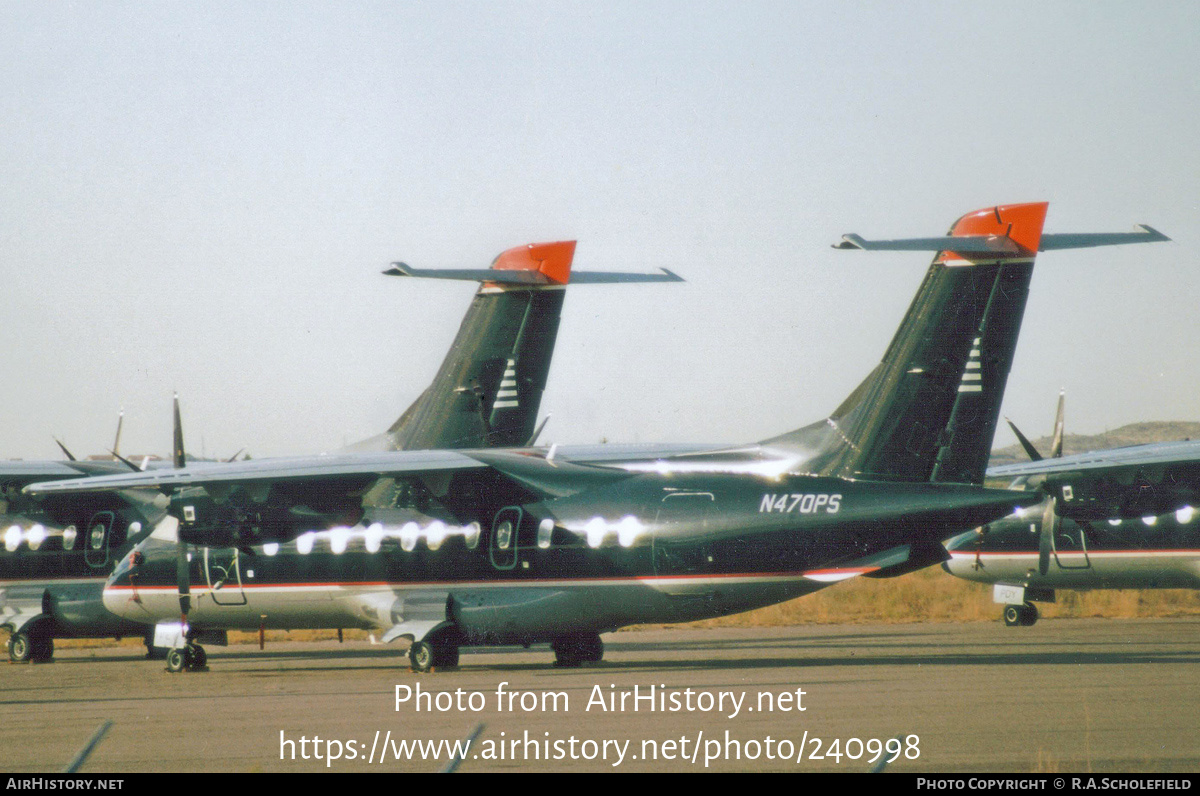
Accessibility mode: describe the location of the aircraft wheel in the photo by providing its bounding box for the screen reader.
[1019,603,1039,626]
[409,641,435,672]
[31,636,53,662]
[8,631,34,663]
[166,647,188,673]
[551,636,585,668]
[189,644,208,669]
[1003,604,1023,627]
[580,633,603,663]
[433,643,460,669]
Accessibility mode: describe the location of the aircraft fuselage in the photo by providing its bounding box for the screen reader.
[943,500,1200,591]
[106,472,1033,645]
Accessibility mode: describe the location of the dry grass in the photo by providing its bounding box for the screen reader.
[681,568,1200,629]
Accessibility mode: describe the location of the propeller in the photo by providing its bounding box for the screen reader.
[171,394,191,621]
[1009,390,1067,577]
[108,449,142,473]
[56,409,130,464]
[54,438,77,462]
[1005,389,1065,462]
[526,415,550,447]
[1049,389,1065,459]
[112,409,124,459]
[1038,495,1056,576]
[1005,418,1044,462]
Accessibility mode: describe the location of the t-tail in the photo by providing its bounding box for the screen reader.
[358,241,683,451]
[769,202,1167,484]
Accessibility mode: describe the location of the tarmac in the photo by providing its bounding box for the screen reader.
[3,617,1198,772]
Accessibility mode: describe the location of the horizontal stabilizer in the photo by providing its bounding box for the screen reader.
[564,268,683,284]
[1037,225,1169,250]
[833,234,1021,253]
[836,224,1168,254]
[384,264,683,285]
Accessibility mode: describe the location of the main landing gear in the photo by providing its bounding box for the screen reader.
[552,633,604,668]
[1003,602,1039,627]
[409,631,460,672]
[165,643,208,673]
[7,629,53,663]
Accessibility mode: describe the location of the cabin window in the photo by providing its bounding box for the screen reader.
[537,519,554,549]
[496,520,513,550]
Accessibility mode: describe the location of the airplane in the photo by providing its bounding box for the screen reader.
[27,202,1168,672]
[2,240,676,662]
[942,393,1200,626]
[1,414,256,662]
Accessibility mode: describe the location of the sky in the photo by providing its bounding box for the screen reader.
[1,1,1197,460]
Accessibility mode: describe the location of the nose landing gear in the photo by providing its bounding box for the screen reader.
[1003,602,1039,627]
[165,643,208,672]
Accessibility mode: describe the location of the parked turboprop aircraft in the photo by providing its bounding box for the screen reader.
[943,393,1199,626]
[28,202,1168,671]
[3,240,675,661]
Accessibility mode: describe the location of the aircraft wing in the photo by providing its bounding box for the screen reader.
[987,439,1200,520]
[987,439,1200,478]
[0,459,135,488]
[24,450,490,494]
[1,461,94,480]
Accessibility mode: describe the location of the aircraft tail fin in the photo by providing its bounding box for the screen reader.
[769,203,1049,482]
[383,241,577,450]
[358,242,683,452]
[773,203,1168,484]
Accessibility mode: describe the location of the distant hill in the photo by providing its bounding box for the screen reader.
[988,421,1200,468]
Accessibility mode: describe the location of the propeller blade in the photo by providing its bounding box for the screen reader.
[1039,497,1056,576]
[224,448,247,463]
[172,394,186,469]
[54,438,77,462]
[112,410,124,458]
[108,449,142,473]
[176,539,191,617]
[1050,389,1065,459]
[172,395,191,619]
[1005,417,1044,462]
[526,415,551,447]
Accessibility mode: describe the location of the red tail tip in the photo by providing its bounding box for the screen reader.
[491,241,577,285]
[947,202,1048,257]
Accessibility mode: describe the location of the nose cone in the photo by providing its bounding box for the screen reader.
[940,527,981,578]
[941,556,972,578]
[103,555,143,620]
